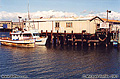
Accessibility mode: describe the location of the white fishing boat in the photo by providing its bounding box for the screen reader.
[0,28,48,47]
[23,29,48,46]
[0,1,47,47]
[22,0,47,46]
[0,31,35,47]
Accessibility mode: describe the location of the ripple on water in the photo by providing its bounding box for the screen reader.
[0,45,120,78]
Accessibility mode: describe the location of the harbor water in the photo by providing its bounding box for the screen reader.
[0,32,120,78]
[0,45,120,78]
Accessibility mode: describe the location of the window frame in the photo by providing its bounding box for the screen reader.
[55,22,60,28]
[66,22,72,27]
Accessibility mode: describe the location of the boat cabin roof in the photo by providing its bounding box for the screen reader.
[10,30,40,35]
[10,31,21,35]
[10,32,32,35]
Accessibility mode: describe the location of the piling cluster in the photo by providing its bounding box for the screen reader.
[40,30,115,47]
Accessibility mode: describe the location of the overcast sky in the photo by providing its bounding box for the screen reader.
[0,0,120,21]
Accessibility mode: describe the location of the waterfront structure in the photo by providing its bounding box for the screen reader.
[0,16,120,34]
[0,21,12,29]
[25,16,105,34]
[12,22,25,29]
[101,18,120,31]
[0,21,26,31]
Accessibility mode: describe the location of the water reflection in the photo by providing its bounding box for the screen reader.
[0,45,119,78]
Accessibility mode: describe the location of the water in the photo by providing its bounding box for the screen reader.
[0,45,120,79]
[0,32,10,37]
[0,32,120,78]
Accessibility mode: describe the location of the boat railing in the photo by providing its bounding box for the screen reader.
[0,37,10,40]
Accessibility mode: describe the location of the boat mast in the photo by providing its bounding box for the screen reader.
[28,0,30,20]
[28,0,30,30]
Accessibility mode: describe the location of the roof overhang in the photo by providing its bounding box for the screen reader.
[89,16,104,22]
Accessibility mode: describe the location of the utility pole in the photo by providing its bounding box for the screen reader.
[18,16,22,29]
[107,10,111,22]
[106,10,111,47]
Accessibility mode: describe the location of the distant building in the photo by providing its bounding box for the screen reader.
[12,22,25,29]
[101,18,120,31]
[0,21,12,29]
[25,16,105,34]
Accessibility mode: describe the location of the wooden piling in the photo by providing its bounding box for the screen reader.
[39,30,112,47]
[41,30,43,36]
[57,30,59,45]
[64,30,66,44]
[60,35,64,46]
[47,35,51,44]
[53,35,56,46]
[81,33,83,47]
[66,35,68,46]
[51,30,53,43]
[46,30,47,37]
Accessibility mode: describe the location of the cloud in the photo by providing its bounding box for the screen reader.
[81,10,96,14]
[0,10,77,21]
[0,11,28,21]
[0,10,120,21]
[81,10,87,14]
[89,11,96,14]
[30,10,78,18]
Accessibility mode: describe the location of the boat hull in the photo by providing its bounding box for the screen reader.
[0,39,35,47]
[113,41,118,47]
[35,37,48,46]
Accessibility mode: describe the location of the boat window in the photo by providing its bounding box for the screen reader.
[23,34,32,37]
[20,34,22,37]
[33,33,39,36]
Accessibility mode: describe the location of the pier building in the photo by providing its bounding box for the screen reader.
[25,16,105,34]
[101,18,120,31]
[12,22,26,29]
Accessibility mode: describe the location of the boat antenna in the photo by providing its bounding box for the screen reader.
[28,0,30,30]
[28,0,30,20]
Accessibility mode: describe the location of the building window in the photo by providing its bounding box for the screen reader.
[66,22,72,27]
[97,24,100,29]
[55,22,59,27]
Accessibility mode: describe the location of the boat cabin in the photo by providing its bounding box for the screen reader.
[32,32,40,38]
[10,31,33,40]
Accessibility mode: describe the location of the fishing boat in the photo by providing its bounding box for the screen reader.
[113,39,118,47]
[0,28,48,47]
[23,29,48,46]
[0,31,35,47]
[0,1,47,47]
[112,29,119,47]
[22,0,47,46]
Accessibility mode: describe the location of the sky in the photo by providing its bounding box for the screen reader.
[0,0,120,21]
